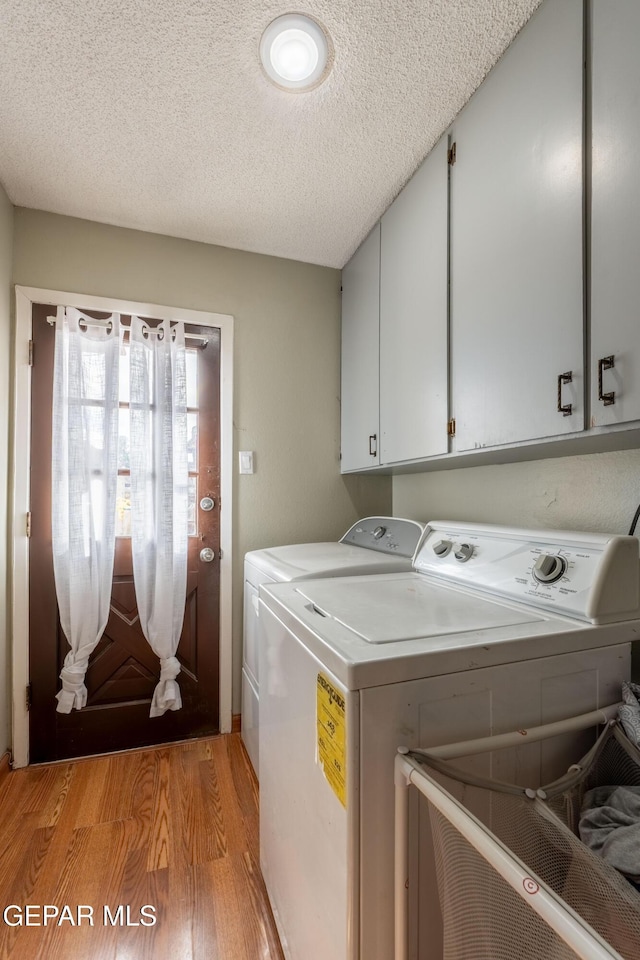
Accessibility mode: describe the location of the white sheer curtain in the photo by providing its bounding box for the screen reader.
[52,306,120,713]
[129,316,189,718]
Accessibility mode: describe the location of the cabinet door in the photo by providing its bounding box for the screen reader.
[450,0,584,451]
[341,224,380,471]
[591,0,640,426]
[379,136,449,464]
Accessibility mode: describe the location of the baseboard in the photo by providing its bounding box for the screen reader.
[231,713,241,734]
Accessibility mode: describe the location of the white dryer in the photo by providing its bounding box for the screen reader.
[241,517,424,774]
[258,521,640,960]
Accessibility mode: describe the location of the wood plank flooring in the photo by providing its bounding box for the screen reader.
[0,734,285,960]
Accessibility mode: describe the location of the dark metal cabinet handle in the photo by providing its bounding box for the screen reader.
[557,372,573,416]
[598,356,615,405]
[368,434,377,457]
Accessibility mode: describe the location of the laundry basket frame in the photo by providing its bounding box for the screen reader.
[394,704,628,960]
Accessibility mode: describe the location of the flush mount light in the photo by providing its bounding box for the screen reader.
[260,13,332,92]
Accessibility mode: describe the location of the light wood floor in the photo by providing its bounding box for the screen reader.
[0,734,285,960]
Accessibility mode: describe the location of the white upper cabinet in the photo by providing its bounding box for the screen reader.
[379,136,449,464]
[450,0,584,451]
[590,0,640,427]
[341,224,380,471]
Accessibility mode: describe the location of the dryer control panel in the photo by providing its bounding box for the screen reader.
[414,521,640,624]
[340,517,424,558]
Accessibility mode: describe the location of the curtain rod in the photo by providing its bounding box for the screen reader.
[46,314,209,347]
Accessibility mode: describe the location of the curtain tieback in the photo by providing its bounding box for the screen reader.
[150,656,182,718]
[55,653,91,713]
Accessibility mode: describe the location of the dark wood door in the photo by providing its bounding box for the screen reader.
[29,303,221,762]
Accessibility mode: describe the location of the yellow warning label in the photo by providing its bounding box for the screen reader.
[316,672,347,808]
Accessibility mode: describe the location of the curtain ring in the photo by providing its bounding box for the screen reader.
[142,324,165,341]
[78,318,113,335]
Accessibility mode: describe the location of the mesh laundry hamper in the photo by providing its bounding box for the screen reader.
[397,720,640,960]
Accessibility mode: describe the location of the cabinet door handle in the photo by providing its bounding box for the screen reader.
[598,355,615,405]
[368,434,377,457]
[557,372,573,416]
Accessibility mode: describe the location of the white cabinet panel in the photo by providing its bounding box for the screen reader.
[259,604,354,960]
[242,578,260,775]
[241,668,259,775]
[341,224,380,471]
[380,136,449,464]
[451,0,584,451]
[590,0,640,427]
[243,580,259,686]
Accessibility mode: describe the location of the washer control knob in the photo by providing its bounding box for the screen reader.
[533,554,566,584]
[373,525,387,540]
[433,539,453,558]
[454,543,474,563]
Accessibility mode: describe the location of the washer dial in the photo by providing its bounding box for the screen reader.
[533,554,567,584]
[454,543,474,563]
[432,539,452,557]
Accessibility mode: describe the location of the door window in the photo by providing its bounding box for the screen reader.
[115,342,201,538]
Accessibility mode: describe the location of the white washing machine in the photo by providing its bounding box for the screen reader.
[241,517,424,774]
[258,521,640,960]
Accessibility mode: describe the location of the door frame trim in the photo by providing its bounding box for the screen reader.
[11,285,234,767]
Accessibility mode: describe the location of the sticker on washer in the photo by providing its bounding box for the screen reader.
[316,672,346,807]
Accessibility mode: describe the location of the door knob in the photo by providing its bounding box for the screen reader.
[200,497,215,511]
[200,547,215,563]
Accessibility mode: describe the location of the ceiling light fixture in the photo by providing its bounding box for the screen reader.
[260,14,332,92]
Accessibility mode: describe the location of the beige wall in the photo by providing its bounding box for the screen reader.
[12,208,391,713]
[0,186,13,754]
[393,448,640,535]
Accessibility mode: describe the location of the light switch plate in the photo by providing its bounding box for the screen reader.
[239,450,254,474]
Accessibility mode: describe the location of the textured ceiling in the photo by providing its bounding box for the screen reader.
[0,0,543,268]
